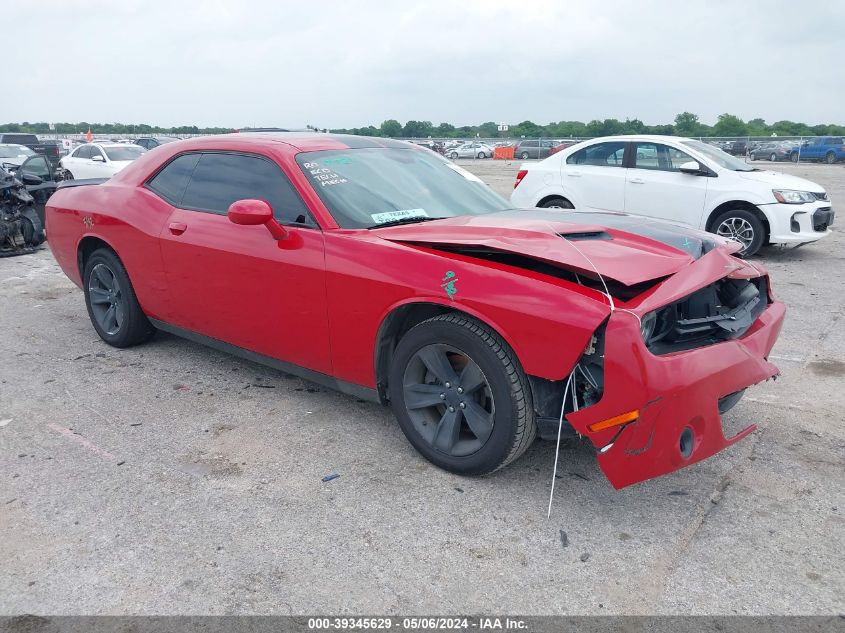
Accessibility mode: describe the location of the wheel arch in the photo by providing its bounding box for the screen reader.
[537,193,575,208]
[373,300,522,405]
[77,234,120,279]
[705,201,770,241]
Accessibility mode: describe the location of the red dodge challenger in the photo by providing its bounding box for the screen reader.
[45,133,784,488]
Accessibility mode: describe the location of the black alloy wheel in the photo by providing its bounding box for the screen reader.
[389,313,536,475]
[402,343,494,457]
[83,248,155,347]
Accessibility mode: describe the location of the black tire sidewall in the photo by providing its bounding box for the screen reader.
[389,318,524,475]
[712,209,766,257]
[83,249,152,347]
[540,197,573,209]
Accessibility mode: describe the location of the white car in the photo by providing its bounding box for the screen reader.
[0,144,38,170]
[60,143,146,180]
[447,142,494,159]
[510,134,833,256]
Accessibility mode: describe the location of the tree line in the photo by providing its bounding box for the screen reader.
[333,114,845,139]
[2,113,843,138]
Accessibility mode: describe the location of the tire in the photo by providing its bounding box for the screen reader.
[19,207,45,247]
[520,152,529,160]
[449,152,458,159]
[790,153,799,163]
[770,153,777,162]
[825,151,837,164]
[83,248,155,348]
[477,152,486,159]
[388,313,536,476]
[63,170,74,180]
[749,154,755,161]
[711,209,766,257]
[539,197,574,209]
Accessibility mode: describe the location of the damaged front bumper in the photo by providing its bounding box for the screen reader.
[566,252,785,489]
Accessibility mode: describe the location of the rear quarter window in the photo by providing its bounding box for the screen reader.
[147,153,201,204]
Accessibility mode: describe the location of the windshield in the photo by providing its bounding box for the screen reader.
[681,139,754,171]
[0,145,35,158]
[296,148,511,229]
[104,146,145,161]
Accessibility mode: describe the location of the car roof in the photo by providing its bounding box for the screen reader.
[146,132,415,154]
[577,134,696,144]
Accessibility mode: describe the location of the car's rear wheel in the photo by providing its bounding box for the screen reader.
[449,152,458,159]
[713,209,765,257]
[770,153,777,162]
[83,248,155,348]
[825,151,837,164]
[539,197,574,209]
[389,313,535,475]
[477,152,486,159]
[520,151,529,160]
[790,152,799,163]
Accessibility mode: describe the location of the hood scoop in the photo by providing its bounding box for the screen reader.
[560,231,612,241]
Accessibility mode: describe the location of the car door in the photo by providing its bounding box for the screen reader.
[561,141,627,212]
[18,155,58,226]
[155,151,332,374]
[87,146,114,178]
[64,145,90,177]
[623,141,708,227]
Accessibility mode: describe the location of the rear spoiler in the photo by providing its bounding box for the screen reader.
[57,178,109,189]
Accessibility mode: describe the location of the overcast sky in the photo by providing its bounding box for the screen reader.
[5,0,843,128]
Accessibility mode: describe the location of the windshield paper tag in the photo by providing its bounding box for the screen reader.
[370,209,429,224]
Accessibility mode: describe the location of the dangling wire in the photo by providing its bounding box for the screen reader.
[548,368,576,518]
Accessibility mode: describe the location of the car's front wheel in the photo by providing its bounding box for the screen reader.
[83,248,155,348]
[389,313,536,476]
[790,152,799,163]
[770,153,777,162]
[712,209,766,257]
[449,152,458,159]
[477,152,486,159]
[520,151,529,160]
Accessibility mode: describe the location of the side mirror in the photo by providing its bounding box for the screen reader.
[678,161,704,175]
[21,173,43,185]
[227,199,288,240]
[91,155,105,162]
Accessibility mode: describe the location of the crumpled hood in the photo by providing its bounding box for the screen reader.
[374,209,737,287]
[737,169,825,192]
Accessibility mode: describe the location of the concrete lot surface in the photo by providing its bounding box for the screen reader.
[1,160,843,615]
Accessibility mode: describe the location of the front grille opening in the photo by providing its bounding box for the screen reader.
[813,208,834,232]
[646,277,769,355]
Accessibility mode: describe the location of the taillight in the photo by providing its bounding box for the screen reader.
[514,169,528,189]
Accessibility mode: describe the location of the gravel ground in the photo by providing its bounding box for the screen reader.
[0,160,843,615]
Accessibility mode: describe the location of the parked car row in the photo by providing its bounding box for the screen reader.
[511,134,833,257]
[0,134,63,167]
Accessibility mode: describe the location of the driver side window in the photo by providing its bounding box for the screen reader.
[22,156,51,180]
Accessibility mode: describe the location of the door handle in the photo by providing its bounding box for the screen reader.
[629,177,645,184]
[168,222,187,235]
[567,171,581,177]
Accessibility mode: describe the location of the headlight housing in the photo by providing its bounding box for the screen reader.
[773,189,817,204]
